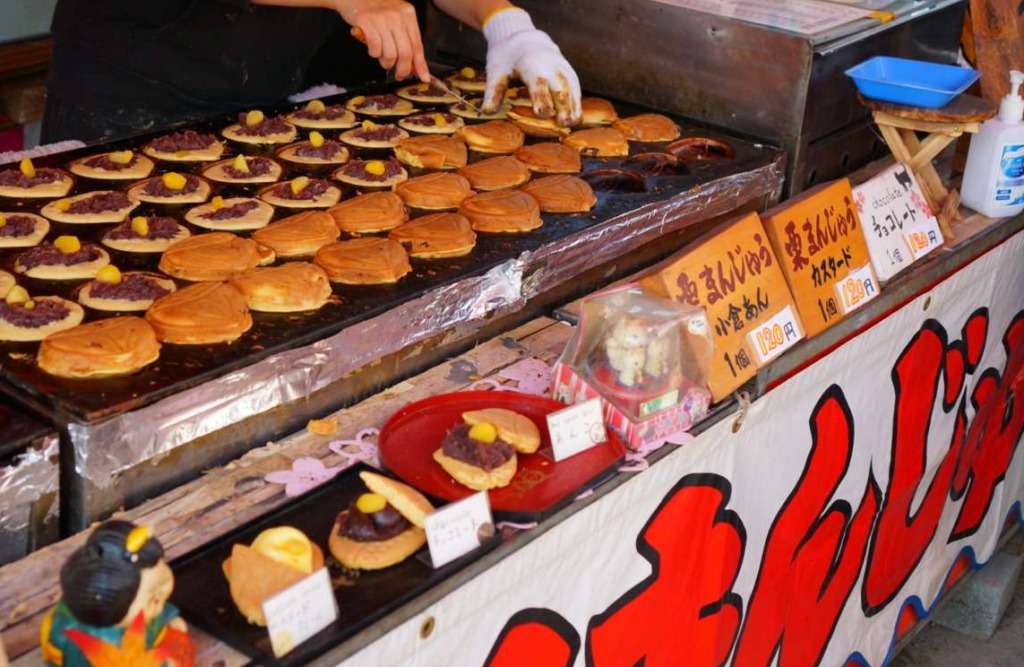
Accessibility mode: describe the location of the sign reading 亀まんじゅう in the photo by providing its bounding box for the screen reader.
[640,212,803,401]
[761,179,878,337]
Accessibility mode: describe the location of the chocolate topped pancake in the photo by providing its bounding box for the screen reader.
[327,191,408,234]
[70,150,155,181]
[398,111,465,135]
[185,196,275,231]
[159,232,275,282]
[335,158,409,189]
[394,135,468,171]
[613,113,681,142]
[285,99,358,129]
[128,173,212,205]
[203,155,283,184]
[345,94,416,117]
[102,215,191,253]
[340,121,410,149]
[144,130,224,162]
[396,172,474,210]
[42,190,139,224]
[260,177,341,209]
[251,210,340,257]
[0,213,49,248]
[0,159,73,199]
[315,237,413,284]
[276,132,350,166]
[389,212,476,258]
[222,110,298,145]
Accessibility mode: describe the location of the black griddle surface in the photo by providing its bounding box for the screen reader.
[0,395,54,464]
[0,80,783,424]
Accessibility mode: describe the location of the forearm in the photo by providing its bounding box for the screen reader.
[432,0,513,30]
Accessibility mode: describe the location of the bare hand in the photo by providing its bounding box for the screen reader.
[337,0,430,82]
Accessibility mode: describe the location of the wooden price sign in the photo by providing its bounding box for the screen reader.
[640,212,803,401]
[761,179,878,338]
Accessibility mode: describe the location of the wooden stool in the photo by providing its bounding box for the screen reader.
[860,93,996,238]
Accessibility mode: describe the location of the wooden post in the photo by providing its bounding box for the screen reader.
[970,0,1023,103]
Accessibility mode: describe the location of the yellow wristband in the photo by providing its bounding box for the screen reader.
[482,5,519,28]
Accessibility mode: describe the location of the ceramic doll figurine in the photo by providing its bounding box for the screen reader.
[604,316,651,387]
[40,520,193,667]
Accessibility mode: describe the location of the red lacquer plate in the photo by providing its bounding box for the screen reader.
[378,391,627,521]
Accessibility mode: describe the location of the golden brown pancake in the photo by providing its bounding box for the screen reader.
[327,191,408,234]
[462,408,542,453]
[508,107,571,139]
[101,216,191,254]
[396,82,462,104]
[14,242,110,280]
[339,122,410,149]
[389,212,476,258]
[222,114,298,145]
[143,131,224,162]
[514,142,582,174]
[457,156,532,191]
[459,190,542,233]
[229,262,333,312]
[0,166,73,199]
[159,232,275,282]
[581,98,619,127]
[314,237,412,284]
[394,135,468,170]
[457,121,525,154]
[395,172,474,210]
[520,175,598,213]
[434,448,517,491]
[276,139,350,166]
[41,191,139,224]
[222,542,326,627]
[446,66,488,93]
[613,113,681,142]
[146,281,253,345]
[250,210,340,257]
[334,158,409,189]
[284,102,358,129]
[259,178,341,209]
[128,174,212,205]
[562,128,630,157]
[451,98,510,120]
[37,316,161,379]
[0,295,84,342]
[69,151,156,181]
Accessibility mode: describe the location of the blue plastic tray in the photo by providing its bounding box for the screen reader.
[846,56,979,109]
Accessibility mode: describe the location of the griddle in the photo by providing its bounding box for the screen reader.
[0,80,783,426]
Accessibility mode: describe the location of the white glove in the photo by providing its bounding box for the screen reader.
[481,8,582,127]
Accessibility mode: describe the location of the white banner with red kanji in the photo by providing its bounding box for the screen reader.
[338,230,1024,667]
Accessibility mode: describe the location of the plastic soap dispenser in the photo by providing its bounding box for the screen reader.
[962,70,1024,217]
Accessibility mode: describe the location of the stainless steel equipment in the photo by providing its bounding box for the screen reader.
[427,0,966,196]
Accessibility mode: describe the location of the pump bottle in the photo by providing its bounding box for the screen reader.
[961,71,1024,217]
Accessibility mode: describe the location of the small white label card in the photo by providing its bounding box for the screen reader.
[262,567,338,658]
[853,163,934,282]
[425,491,494,568]
[546,397,607,462]
[746,305,804,365]
[834,263,880,315]
[903,215,944,261]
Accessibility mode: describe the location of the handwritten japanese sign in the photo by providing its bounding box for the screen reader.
[263,568,338,657]
[852,163,939,282]
[762,179,876,338]
[425,492,494,568]
[640,212,803,401]
[547,397,607,461]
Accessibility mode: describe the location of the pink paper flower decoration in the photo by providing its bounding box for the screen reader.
[265,457,343,497]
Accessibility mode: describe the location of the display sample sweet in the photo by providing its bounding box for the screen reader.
[329,471,433,570]
[40,520,194,667]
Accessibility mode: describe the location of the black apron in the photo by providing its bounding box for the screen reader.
[42,0,404,143]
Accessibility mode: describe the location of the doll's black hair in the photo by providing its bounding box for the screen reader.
[60,520,164,627]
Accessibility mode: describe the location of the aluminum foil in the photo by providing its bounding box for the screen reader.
[70,259,527,485]
[0,436,59,535]
[67,154,783,487]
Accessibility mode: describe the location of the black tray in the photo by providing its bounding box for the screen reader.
[170,463,501,666]
[0,395,53,464]
[0,78,783,425]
